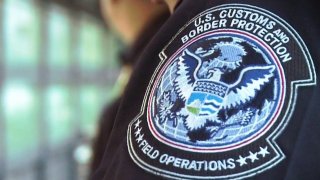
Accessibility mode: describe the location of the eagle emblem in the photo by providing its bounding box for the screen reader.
[156,41,277,143]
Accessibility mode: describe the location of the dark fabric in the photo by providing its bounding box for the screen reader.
[284,79,320,180]
[91,1,319,179]
[90,99,120,173]
[89,11,170,175]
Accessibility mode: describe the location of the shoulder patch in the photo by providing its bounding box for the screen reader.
[127,4,316,179]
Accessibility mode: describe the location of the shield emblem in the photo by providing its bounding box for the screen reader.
[186,81,228,117]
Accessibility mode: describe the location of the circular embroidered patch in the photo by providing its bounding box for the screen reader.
[148,32,285,152]
[128,4,316,180]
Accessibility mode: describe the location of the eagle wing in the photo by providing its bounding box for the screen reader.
[222,65,276,110]
[174,49,201,101]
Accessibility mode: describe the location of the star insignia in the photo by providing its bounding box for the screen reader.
[248,151,259,163]
[134,127,142,137]
[134,119,141,129]
[236,155,247,166]
[258,146,270,158]
[136,134,144,143]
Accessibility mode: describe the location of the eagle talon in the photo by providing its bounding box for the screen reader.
[207,126,221,138]
[240,118,250,126]
[240,109,255,126]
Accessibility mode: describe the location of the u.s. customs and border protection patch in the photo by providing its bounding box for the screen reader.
[127,4,316,180]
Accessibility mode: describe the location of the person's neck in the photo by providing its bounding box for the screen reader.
[122,4,167,44]
[165,0,179,13]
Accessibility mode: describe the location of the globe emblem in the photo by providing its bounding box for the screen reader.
[148,33,284,152]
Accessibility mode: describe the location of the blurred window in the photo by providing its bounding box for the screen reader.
[46,85,73,145]
[48,6,71,68]
[79,86,109,137]
[1,0,121,179]
[3,81,39,160]
[78,15,106,70]
[4,0,40,68]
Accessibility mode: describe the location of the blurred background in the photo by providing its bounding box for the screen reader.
[0,0,123,179]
